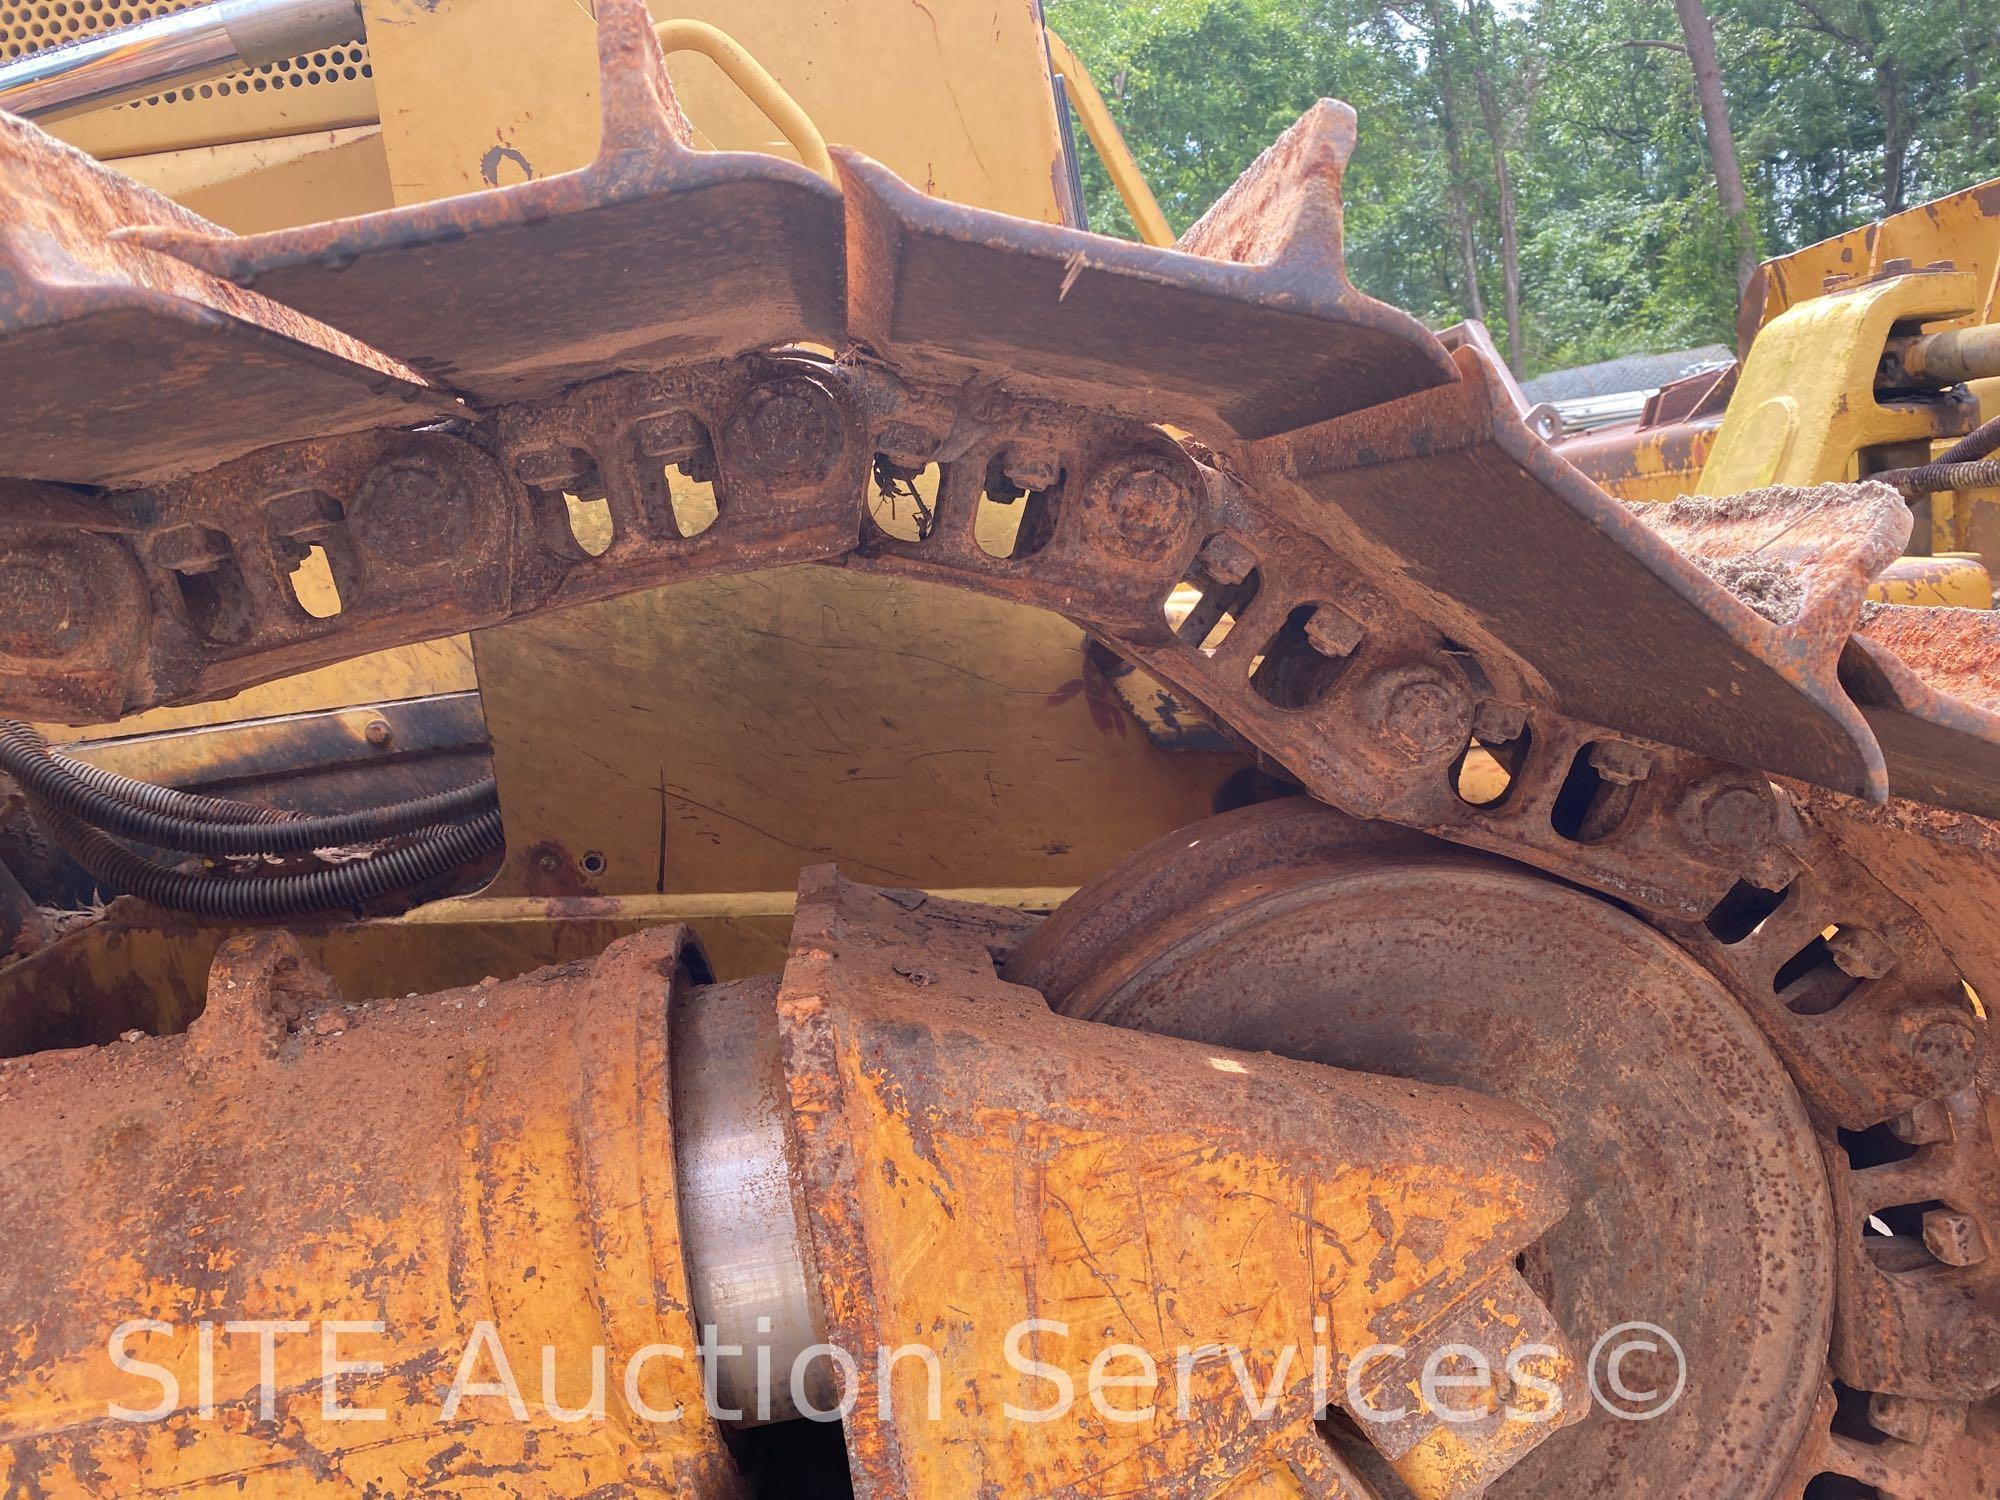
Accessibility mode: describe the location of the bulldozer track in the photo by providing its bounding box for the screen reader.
[2,0,1998,1490]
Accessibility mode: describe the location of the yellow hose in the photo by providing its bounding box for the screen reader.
[652,18,836,184]
[1044,29,1174,248]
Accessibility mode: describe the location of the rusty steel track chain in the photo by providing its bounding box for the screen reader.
[1,0,1997,1489]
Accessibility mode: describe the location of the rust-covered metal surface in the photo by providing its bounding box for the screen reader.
[4,0,2000,1493]
[0,925,743,1495]
[1843,602,2000,818]
[776,864,1583,1499]
[1008,786,2000,1498]
[839,99,1456,438]
[0,0,1994,854]
[0,116,453,488]
[122,7,846,406]
[1008,798,1837,1500]
[0,878,1611,1498]
[1259,381,1895,800]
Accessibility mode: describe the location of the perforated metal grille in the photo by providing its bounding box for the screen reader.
[0,0,372,110]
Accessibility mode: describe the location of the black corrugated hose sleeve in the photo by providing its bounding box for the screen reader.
[0,719,498,855]
[31,800,504,919]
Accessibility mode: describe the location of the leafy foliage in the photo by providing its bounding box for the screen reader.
[1049,0,2000,376]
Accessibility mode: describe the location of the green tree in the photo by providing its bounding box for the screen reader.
[1048,0,2000,377]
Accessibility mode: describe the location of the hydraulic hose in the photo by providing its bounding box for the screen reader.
[1939,409,2000,467]
[32,801,504,919]
[1872,456,2000,497]
[57,756,293,825]
[0,720,498,856]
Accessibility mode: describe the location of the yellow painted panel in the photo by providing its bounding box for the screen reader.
[472,569,1239,896]
[1748,179,2000,337]
[1703,272,1980,493]
[1867,554,1995,609]
[661,0,1068,221]
[41,638,477,744]
[114,127,395,231]
[359,0,603,198]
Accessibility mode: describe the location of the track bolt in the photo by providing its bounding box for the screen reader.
[725,376,844,488]
[1304,604,1365,659]
[1679,776,1804,888]
[1867,1392,1935,1444]
[1100,459,1188,553]
[875,421,942,468]
[1923,1208,1988,1267]
[1746,846,1803,891]
[1361,663,1472,765]
[1472,700,1529,744]
[514,446,590,489]
[1692,783,1774,851]
[1001,443,1062,494]
[632,412,707,465]
[1195,534,1257,586]
[1827,925,1897,980]
[1890,1098,1953,1146]
[1911,1017,1979,1080]
[1588,740,1653,786]
[150,524,232,575]
[364,718,393,747]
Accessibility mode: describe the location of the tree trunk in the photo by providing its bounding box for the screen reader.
[1466,1,1525,372]
[1672,0,1758,291]
[1485,130,1525,374]
[1419,0,1487,322]
[1850,0,1907,212]
[1440,98,1490,324]
[1961,0,1990,149]
[1875,54,1908,212]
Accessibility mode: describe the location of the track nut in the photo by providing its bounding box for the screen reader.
[1194,533,1257,585]
[1867,1393,1936,1444]
[1588,739,1653,786]
[1827,925,1898,980]
[1471,699,1529,745]
[999,442,1062,494]
[1675,773,1800,887]
[1923,1208,1989,1267]
[724,376,844,489]
[1891,1098,1954,1146]
[1359,663,1473,766]
[1091,453,1194,557]
[1902,1015,1980,1097]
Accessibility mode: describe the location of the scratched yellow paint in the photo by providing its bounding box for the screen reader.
[1747,178,2000,338]
[776,872,1585,1500]
[1868,554,1995,608]
[0,930,733,1494]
